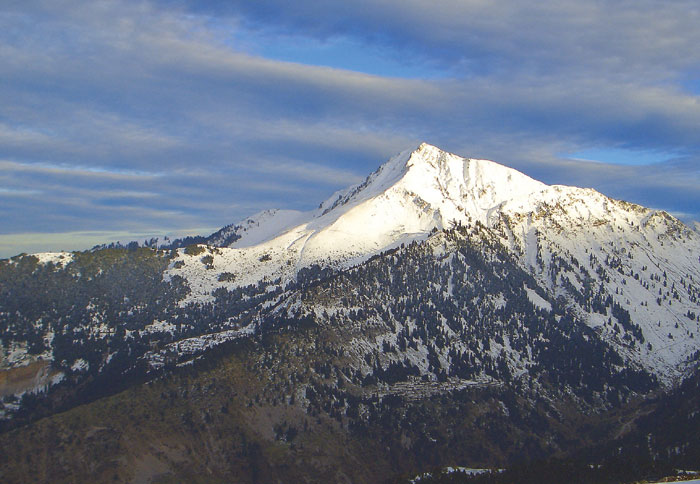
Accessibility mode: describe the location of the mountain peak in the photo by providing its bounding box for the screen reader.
[216,144,552,259]
[414,141,441,155]
[385,143,548,222]
[373,142,451,177]
[406,142,447,170]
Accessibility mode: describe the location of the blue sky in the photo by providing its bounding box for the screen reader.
[1,0,699,257]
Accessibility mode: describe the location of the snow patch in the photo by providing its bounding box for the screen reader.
[525,286,551,311]
[33,252,73,267]
[141,320,177,335]
[71,359,89,372]
[411,466,495,483]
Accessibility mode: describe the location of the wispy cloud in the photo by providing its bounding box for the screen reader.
[0,188,41,196]
[0,160,164,179]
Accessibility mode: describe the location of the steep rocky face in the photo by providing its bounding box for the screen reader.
[489,189,700,381]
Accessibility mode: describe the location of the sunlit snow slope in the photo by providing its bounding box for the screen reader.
[168,144,546,296]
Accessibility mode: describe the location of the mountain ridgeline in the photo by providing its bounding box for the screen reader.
[1,143,699,483]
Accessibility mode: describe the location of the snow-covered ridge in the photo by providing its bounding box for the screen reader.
[167,143,549,302]
[210,143,549,255]
[228,209,310,248]
[168,143,697,302]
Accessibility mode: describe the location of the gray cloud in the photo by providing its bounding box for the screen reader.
[187,0,700,78]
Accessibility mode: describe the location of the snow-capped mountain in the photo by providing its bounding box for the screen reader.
[166,143,547,299]
[166,143,700,382]
[3,143,700,483]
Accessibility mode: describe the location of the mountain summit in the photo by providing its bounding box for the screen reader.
[236,142,548,256]
[170,143,553,293]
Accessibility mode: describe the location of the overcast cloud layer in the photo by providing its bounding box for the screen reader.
[1,0,699,257]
